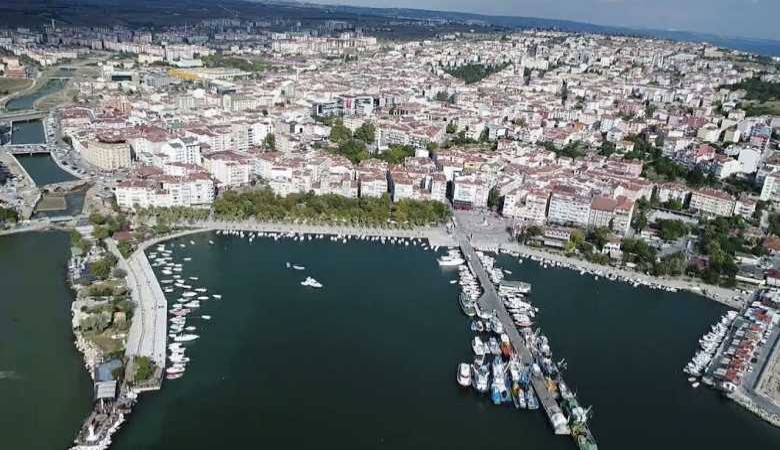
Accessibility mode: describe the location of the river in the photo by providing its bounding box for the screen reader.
[4,78,67,112]
[14,153,76,186]
[0,231,93,450]
[10,120,46,145]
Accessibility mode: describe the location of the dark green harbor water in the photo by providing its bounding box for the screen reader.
[10,120,46,145]
[493,253,780,449]
[15,153,76,185]
[3,231,780,450]
[0,232,92,450]
[108,232,780,450]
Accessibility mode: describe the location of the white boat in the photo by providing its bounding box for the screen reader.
[301,277,323,288]
[182,291,197,298]
[292,265,306,270]
[212,294,222,299]
[457,363,472,387]
[174,334,199,342]
[166,366,186,375]
[438,255,466,266]
[201,315,212,320]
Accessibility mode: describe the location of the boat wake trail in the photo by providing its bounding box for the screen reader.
[0,370,21,380]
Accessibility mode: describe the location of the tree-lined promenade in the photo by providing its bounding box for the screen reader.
[136,188,452,228]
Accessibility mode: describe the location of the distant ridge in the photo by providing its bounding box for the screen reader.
[270,0,780,56]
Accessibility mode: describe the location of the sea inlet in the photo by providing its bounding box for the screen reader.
[2,230,780,449]
[0,232,92,450]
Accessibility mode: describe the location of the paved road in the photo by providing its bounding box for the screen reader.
[119,240,167,369]
[451,214,565,433]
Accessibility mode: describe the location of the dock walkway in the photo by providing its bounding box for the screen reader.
[451,216,566,434]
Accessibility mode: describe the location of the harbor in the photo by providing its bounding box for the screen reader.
[451,217,597,448]
[3,230,780,449]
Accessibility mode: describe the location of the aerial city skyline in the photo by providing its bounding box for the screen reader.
[0,1,779,449]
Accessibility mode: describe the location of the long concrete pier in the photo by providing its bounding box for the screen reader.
[120,241,168,375]
[451,216,568,434]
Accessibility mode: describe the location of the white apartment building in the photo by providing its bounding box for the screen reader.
[114,174,214,210]
[689,188,736,217]
[79,137,133,170]
[547,191,591,228]
[503,188,549,224]
[202,151,251,186]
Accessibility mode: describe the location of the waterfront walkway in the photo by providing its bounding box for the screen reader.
[451,216,567,434]
[172,219,457,247]
[492,243,745,309]
[120,240,168,375]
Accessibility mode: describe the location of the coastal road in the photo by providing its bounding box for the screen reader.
[451,214,566,434]
[120,241,167,371]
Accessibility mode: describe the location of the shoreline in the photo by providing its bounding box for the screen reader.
[67,223,453,450]
[56,220,760,449]
[169,219,458,247]
[481,242,746,310]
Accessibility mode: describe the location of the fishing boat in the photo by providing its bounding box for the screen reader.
[456,363,471,388]
[472,364,490,393]
[472,336,487,356]
[438,254,466,267]
[526,386,540,410]
[460,297,477,317]
[166,366,186,375]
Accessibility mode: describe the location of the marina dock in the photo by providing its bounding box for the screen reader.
[451,218,568,434]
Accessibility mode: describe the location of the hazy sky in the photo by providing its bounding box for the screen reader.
[318,0,779,40]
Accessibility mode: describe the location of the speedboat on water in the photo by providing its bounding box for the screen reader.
[174,334,199,342]
[301,277,323,288]
[438,255,466,267]
[457,363,472,388]
[292,265,306,270]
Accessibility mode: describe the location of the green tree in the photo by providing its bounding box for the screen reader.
[263,133,276,151]
[0,207,19,225]
[657,219,690,242]
[133,356,155,382]
[487,188,502,210]
[354,122,376,143]
[446,122,457,134]
[329,119,352,145]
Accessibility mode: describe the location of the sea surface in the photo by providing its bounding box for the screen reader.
[2,231,780,450]
[106,232,780,449]
[0,231,93,450]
